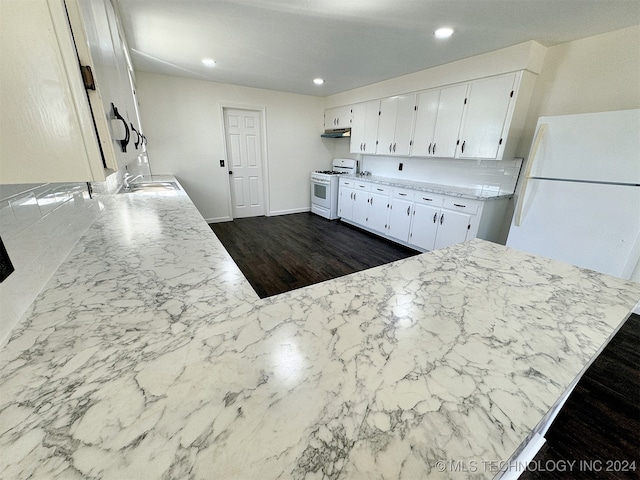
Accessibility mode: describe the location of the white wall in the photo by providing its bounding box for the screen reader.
[325,41,546,108]
[135,73,333,221]
[517,25,640,158]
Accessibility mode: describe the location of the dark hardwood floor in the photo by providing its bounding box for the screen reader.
[210,213,638,476]
[209,212,419,298]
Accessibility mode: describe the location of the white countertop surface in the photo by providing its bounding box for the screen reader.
[1,177,638,479]
[342,174,513,200]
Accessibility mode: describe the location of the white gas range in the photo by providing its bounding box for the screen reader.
[310,158,358,220]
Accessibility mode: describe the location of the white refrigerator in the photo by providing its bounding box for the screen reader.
[506,109,640,279]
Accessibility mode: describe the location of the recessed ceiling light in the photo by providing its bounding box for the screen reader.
[313,78,325,85]
[202,58,216,67]
[434,27,454,39]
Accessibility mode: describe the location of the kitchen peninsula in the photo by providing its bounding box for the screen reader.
[1,180,638,479]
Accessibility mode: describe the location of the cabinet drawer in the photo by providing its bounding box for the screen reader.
[392,188,415,201]
[369,184,390,195]
[443,198,480,215]
[354,181,371,191]
[414,193,444,207]
[340,179,356,188]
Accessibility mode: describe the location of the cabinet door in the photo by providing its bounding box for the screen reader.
[376,95,416,156]
[433,209,471,250]
[362,100,380,154]
[338,186,354,220]
[367,191,389,233]
[68,0,139,170]
[350,101,379,154]
[412,89,440,157]
[377,97,398,155]
[393,94,417,156]
[325,105,352,130]
[457,73,516,159]
[432,84,468,158]
[409,203,440,250]
[352,189,370,225]
[387,198,413,242]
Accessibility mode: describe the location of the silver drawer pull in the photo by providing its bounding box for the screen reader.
[423,198,432,202]
[398,193,407,196]
[453,203,466,208]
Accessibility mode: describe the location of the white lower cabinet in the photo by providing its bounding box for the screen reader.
[339,179,508,252]
[387,190,414,243]
[338,183,355,220]
[340,179,390,233]
[432,209,473,250]
[409,202,441,250]
[368,186,391,234]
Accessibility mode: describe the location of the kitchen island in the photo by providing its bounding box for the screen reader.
[1,179,638,479]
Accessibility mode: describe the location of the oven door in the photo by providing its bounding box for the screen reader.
[311,180,331,209]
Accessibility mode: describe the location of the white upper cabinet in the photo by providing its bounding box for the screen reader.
[411,89,440,157]
[350,100,380,154]
[0,0,142,184]
[376,94,416,156]
[412,84,468,158]
[336,69,533,161]
[457,73,518,160]
[69,0,145,165]
[324,105,352,130]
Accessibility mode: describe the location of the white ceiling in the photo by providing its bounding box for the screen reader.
[115,0,640,97]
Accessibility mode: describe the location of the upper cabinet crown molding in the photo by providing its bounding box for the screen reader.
[0,0,144,184]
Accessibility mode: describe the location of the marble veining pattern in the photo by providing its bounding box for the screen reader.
[344,175,513,201]
[0,178,638,479]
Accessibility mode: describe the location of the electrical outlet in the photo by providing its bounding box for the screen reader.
[398,162,403,171]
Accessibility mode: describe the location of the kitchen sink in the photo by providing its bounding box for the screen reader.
[120,181,180,193]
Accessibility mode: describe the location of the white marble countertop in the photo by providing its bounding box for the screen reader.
[342,174,513,201]
[1,177,638,479]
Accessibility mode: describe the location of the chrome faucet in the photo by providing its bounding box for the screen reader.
[123,173,143,189]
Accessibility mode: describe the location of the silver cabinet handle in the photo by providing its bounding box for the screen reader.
[393,143,396,152]
[389,143,392,153]
[406,206,410,215]
[363,143,366,151]
[423,198,433,202]
[453,203,466,208]
[433,143,436,155]
[440,213,444,225]
[370,197,373,205]
[428,143,432,154]
[433,212,437,223]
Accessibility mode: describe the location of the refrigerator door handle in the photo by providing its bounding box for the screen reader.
[514,123,548,226]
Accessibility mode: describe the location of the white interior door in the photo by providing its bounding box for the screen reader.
[224,108,265,218]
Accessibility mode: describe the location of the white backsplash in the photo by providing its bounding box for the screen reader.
[0,156,152,344]
[360,155,523,195]
[0,183,103,345]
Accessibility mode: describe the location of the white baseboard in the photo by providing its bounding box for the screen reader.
[206,216,232,223]
[267,207,311,216]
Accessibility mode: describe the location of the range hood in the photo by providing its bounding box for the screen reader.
[321,128,351,138]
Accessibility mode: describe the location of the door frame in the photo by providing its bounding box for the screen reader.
[220,103,270,219]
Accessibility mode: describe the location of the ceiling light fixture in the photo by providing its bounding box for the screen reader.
[201,58,216,67]
[313,78,325,85]
[434,27,454,39]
